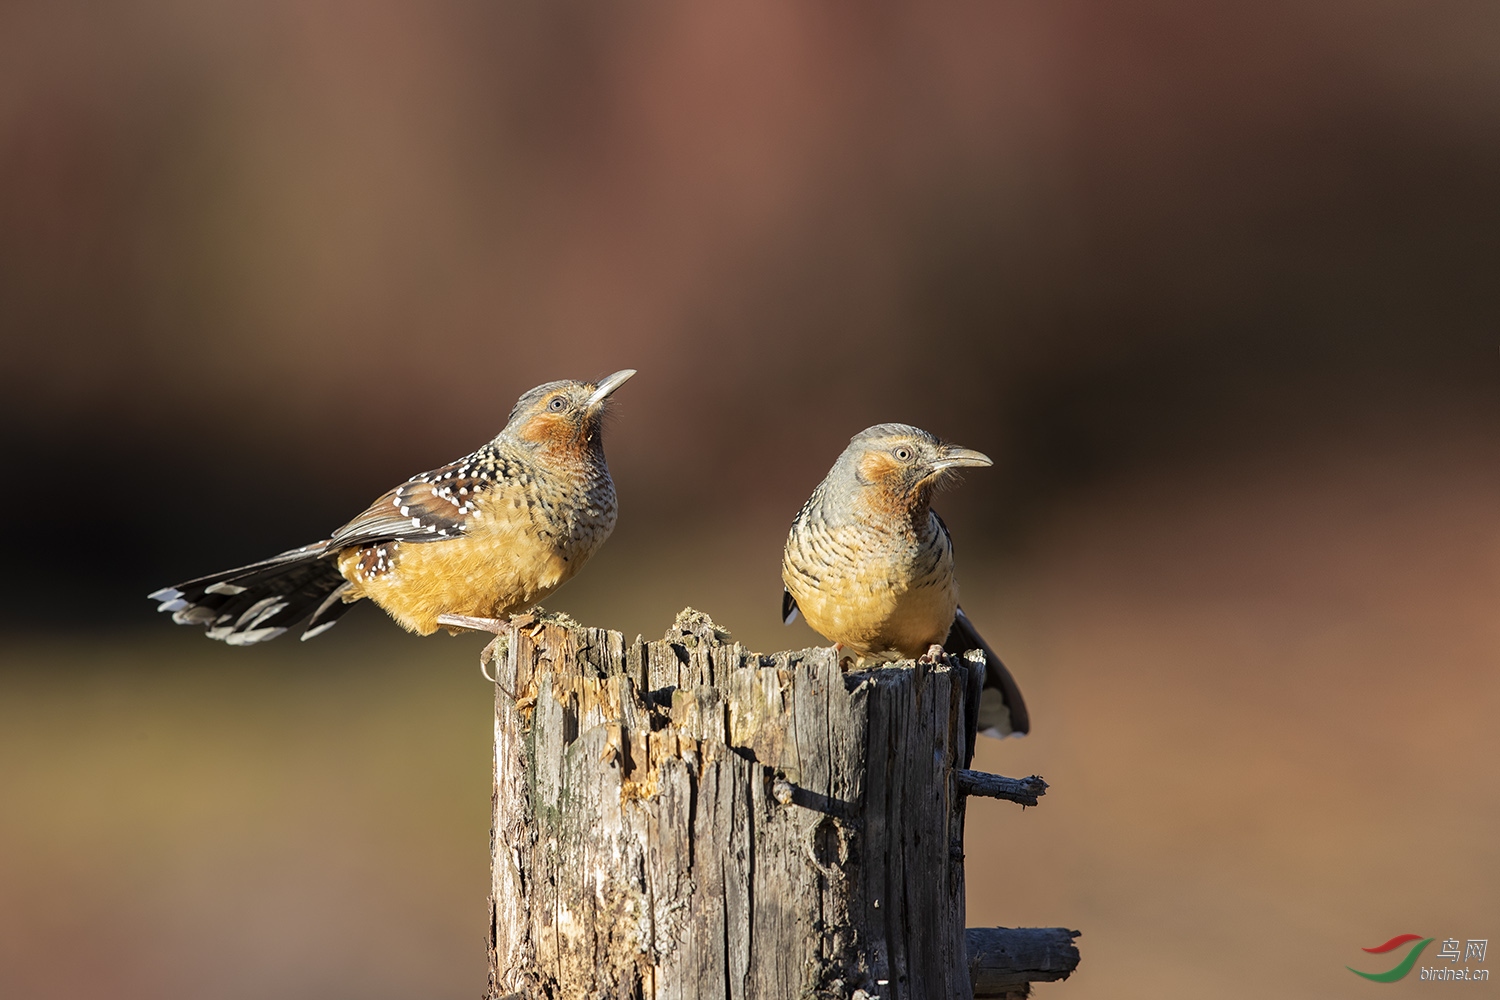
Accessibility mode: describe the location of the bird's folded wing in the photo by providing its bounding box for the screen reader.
[328,459,496,548]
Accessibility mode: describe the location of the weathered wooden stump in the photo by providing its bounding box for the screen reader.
[484,609,1078,1000]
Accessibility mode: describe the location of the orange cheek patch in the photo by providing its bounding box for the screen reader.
[857,452,917,515]
[859,451,904,486]
[516,412,576,448]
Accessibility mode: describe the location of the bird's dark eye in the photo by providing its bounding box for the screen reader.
[547,396,567,412]
[893,446,913,462]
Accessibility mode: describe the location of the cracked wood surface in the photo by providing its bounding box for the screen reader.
[486,609,975,1000]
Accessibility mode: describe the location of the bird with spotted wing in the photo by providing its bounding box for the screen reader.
[149,370,635,644]
[781,423,1029,737]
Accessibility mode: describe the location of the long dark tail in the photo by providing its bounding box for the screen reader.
[149,541,357,645]
[945,605,1030,739]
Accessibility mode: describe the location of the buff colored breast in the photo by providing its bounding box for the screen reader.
[336,486,612,635]
[784,519,959,661]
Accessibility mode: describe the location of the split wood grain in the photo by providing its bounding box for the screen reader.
[484,609,1060,1000]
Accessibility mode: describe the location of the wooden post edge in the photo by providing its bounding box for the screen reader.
[479,608,1083,998]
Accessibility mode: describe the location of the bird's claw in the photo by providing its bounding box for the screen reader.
[918,643,947,665]
[479,636,506,682]
[435,614,507,681]
[829,642,858,670]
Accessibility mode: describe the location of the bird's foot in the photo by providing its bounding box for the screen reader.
[437,613,506,634]
[828,642,853,669]
[478,636,505,683]
[436,614,508,682]
[918,643,947,665]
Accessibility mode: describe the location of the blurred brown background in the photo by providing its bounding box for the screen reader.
[2,3,1498,998]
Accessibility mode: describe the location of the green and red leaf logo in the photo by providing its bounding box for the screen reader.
[1348,934,1434,982]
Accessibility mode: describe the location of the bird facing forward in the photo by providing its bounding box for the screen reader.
[781,423,1029,737]
[150,370,635,644]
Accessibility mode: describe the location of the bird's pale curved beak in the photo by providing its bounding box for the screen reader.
[586,369,637,409]
[929,445,993,471]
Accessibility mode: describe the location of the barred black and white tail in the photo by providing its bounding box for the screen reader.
[148,541,357,645]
